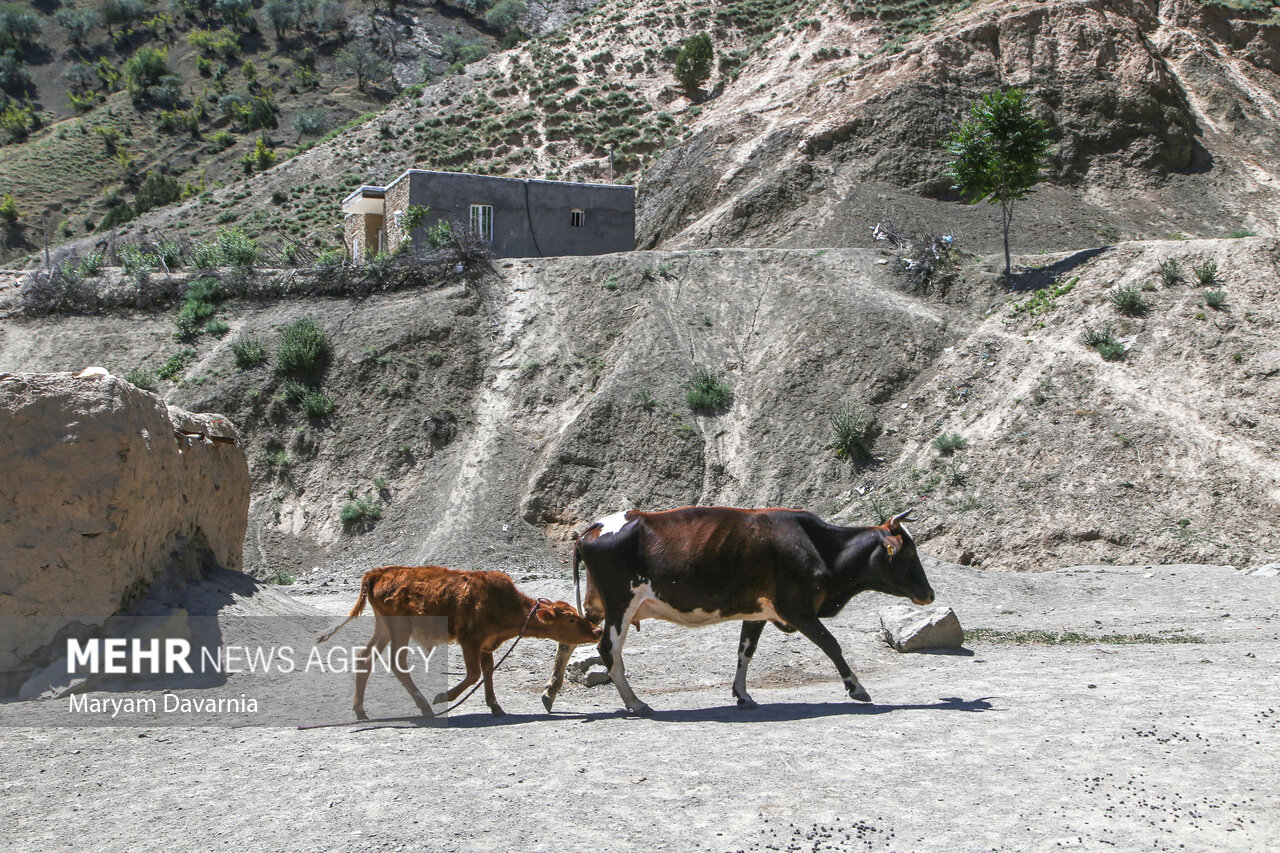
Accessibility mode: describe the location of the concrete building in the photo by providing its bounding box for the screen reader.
[341,169,635,260]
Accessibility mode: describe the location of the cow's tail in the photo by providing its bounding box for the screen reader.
[571,533,583,616]
[316,572,374,643]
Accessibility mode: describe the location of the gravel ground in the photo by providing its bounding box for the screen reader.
[2,560,1277,852]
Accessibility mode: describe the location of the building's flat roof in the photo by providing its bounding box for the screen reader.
[341,185,386,207]
[383,168,635,194]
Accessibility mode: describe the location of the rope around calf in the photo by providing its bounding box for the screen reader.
[298,598,547,730]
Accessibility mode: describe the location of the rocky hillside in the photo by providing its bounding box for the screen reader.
[0,0,521,264]
[638,0,1280,251]
[2,236,1276,577]
[9,0,1279,268]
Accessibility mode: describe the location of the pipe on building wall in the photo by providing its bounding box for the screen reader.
[524,179,546,258]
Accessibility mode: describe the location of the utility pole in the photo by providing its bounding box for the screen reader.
[41,210,49,267]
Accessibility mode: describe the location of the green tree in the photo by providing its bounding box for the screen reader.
[134,171,182,215]
[0,3,40,45]
[100,0,148,36]
[673,32,713,96]
[123,47,172,100]
[0,192,18,224]
[944,88,1052,277]
[335,42,392,94]
[252,135,276,170]
[55,6,99,49]
[292,106,331,139]
[484,0,525,36]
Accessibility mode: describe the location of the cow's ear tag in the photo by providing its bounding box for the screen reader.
[884,535,903,558]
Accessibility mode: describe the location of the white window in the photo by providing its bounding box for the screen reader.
[570,209,585,228]
[470,204,494,242]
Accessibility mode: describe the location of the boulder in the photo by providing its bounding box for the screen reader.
[879,605,964,652]
[567,645,611,687]
[0,372,250,694]
[1243,564,1280,578]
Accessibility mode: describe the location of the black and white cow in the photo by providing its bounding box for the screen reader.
[541,506,934,715]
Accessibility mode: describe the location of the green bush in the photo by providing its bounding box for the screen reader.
[184,276,223,303]
[828,402,876,461]
[134,172,182,216]
[1204,290,1227,310]
[216,227,257,267]
[156,348,197,380]
[0,102,34,141]
[280,379,334,417]
[178,297,217,324]
[122,47,172,101]
[118,245,158,276]
[231,337,267,368]
[685,367,732,413]
[275,318,329,379]
[1157,258,1182,287]
[0,192,17,223]
[932,432,969,455]
[1107,285,1148,317]
[78,251,105,277]
[204,318,230,337]
[191,241,222,270]
[207,130,234,151]
[191,228,257,269]
[123,368,157,392]
[340,496,383,531]
[1082,324,1126,362]
[424,219,454,250]
[1191,258,1219,286]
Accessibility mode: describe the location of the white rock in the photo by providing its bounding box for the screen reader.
[567,645,611,686]
[1243,564,1280,577]
[879,605,965,652]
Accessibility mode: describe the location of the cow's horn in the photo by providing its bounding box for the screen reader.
[889,510,913,526]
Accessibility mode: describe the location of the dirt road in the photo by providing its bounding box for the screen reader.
[2,560,1277,851]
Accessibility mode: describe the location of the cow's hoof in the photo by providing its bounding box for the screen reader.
[489,705,506,718]
[735,696,758,710]
[432,692,449,706]
[541,692,556,713]
[354,709,369,721]
[848,684,872,703]
[628,702,655,716]
[417,704,436,718]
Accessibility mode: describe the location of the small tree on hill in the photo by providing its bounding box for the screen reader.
[336,42,392,94]
[484,0,526,40]
[944,88,1051,278]
[673,32,713,96]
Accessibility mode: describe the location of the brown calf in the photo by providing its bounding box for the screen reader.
[317,565,601,718]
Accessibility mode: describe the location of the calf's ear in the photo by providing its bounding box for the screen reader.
[883,535,903,558]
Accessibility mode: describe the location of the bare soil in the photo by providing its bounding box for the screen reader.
[3,239,1276,576]
[1,558,1277,851]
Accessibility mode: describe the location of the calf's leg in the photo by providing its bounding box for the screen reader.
[732,620,767,709]
[388,624,434,717]
[541,642,574,712]
[435,643,482,706]
[352,619,390,721]
[480,651,504,717]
